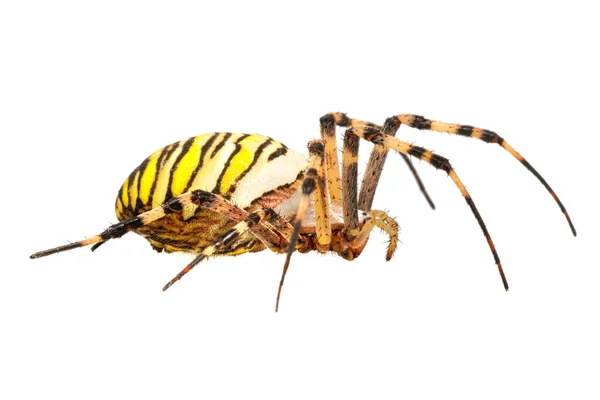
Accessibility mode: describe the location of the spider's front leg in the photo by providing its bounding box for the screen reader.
[347,125,509,291]
[320,113,435,211]
[389,114,576,236]
[338,129,400,261]
[332,210,400,261]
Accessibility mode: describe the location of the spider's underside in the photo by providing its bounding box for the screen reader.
[31,113,576,311]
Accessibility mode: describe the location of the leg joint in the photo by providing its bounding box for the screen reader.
[409,115,432,130]
[349,126,384,145]
[319,114,335,132]
[100,218,142,240]
[430,153,452,173]
[162,198,183,213]
[307,140,325,156]
[481,129,504,144]
[382,116,401,134]
[302,177,316,195]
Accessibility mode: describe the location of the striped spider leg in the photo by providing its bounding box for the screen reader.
[337,117,576,292]
[275,140,400,311]
[30,190,296,277]
[319,113,436,211]
[386,114,576,236]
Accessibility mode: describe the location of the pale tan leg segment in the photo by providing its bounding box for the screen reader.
[319,113,373,204]
[320,112,435,212]
[275,140,331,312]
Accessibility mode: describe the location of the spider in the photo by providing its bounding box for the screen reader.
[30,112,576,311]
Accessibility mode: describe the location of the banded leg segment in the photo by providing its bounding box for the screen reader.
[348,126,509,291]
[275,140,329,312]
[359,117,436,211]
[320,113,381,205]
[30,190,286,259]
[162,208,276,291]
[321,112,435,212]
[342,130,360,238]
[319,113,355,204]
[309,140,332,250]
[392,114,576,236]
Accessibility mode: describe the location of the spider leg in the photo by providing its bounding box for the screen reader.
[319,113,362,203]
[349,210,400,261]
[341,129,405,252]
[275,140,329,312]
[320,112,435,210]
[339,132,400,259]
[391,114,576,236]
[347,125,509,291]
[162,208,276,291]
[30,190,286,259]
[342,129,360,238]
[360,117,436,211]
[310,140,332,251]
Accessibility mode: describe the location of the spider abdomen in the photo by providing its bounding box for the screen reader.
[115,132,307,253]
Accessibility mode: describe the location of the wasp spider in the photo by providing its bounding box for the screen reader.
[31,113,576,310]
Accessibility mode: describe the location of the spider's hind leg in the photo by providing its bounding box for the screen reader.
[30,190,287,259]
[358,117,436,211]
[162,208,278,291]
[320,112,435,211]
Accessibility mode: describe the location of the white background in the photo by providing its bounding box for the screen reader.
[1,1,598,399]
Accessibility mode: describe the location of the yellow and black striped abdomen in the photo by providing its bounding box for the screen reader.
[114,132,307,253]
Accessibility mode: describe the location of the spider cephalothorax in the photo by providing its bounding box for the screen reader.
[31,112,575,310]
